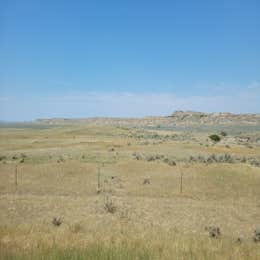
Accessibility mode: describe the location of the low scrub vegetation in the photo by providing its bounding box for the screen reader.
[132,152,176,166]
[220,131,227,137]
[104,197,116,214]
[189,154,260,167]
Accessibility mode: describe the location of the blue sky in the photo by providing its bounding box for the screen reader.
[0,0,260,121]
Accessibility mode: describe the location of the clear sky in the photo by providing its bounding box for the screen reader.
[0,0,260,121]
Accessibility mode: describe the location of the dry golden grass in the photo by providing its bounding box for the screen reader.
[0,124,260,259]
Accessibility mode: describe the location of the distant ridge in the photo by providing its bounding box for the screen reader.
[34,111,260,127]
[169,111,260,124]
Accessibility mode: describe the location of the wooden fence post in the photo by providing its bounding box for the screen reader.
[15,164,18,190]
[179,166,183,194]
[97,165,101,190]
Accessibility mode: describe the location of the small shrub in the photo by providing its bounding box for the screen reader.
[209,134,221,142]
[151,133,160,139]
[143,178,151,185]
[205,226,221,238]
[138,140,148,145]
[250,159,260,167]
[223,153,234,163]
[189,156,196,162]
[167,159,176,166]
[198,155,206,163]
[240,157,247,163]
[104,197,116,214]
[145,155,155,162]
[236,237,242,243]
[163,157,169,164]
[52,217,62,226]
[155,154,164,160]
[133,153,142,160]
[20,153,27,159]
[220,131,227,137]
[57,156,65,163]
[209,154,217,162]
[253,228,260,242]
[96,187,102,194]
[206,154,218,164]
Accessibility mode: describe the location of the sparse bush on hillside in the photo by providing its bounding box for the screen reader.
[52,217,62,226]
[222,154,234,163]
[57,156,65,163]
[205,226,221,239]
[20,153,27,159]
[132,152,177,166]
[139,141,149,145]
[134,152,260,168]
[253,228,260,242]
[132,152,142,160]
[145,155,156,162]
[143,178,151,185]
[155,154,164,160]
[189,154,237,164]
[198,155,206,163]
[220,131,227,137]
[249,159,260,167]
[207,154,217,163]
[240,157,247,163]
[104,197,116,214]
[209,134,221,142]
[166,159,176,166]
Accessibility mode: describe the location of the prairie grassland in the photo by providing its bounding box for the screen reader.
[0,124,260,259]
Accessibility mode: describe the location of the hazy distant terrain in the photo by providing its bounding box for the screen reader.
[35,111,260,126]
[0,111,260,259]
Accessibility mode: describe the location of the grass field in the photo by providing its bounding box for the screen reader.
[0,123,260,259]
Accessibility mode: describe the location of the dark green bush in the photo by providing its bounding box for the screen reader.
[209,134,221,142]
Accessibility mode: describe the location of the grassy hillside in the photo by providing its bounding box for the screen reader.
[0,122,260,259]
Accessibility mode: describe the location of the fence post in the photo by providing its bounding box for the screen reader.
[15,164,18,190]
[179,166,183,194]
[97,165,101,190]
